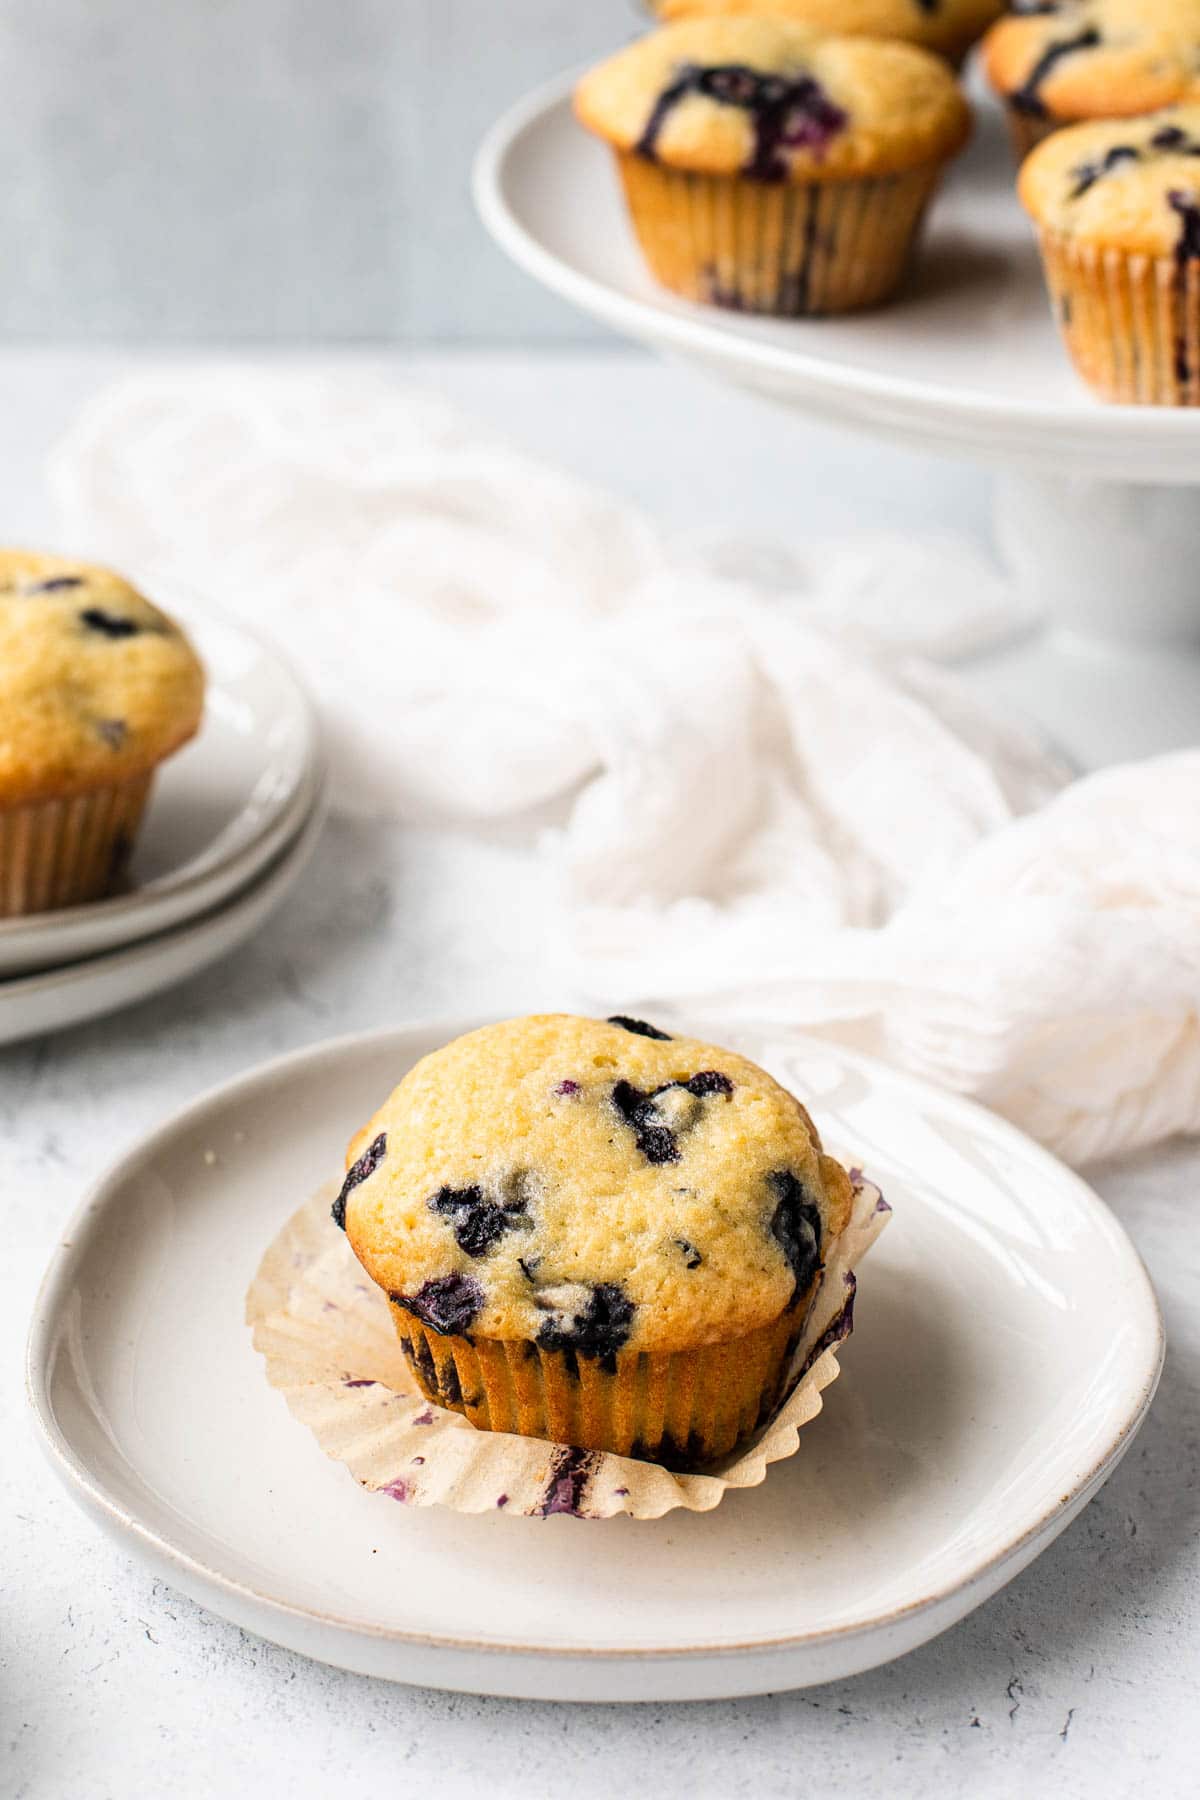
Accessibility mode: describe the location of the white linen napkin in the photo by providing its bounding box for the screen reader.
[49,367,1200,1165]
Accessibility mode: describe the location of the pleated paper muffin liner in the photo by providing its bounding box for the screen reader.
[246,1172,889,1520]
[0,773,153,917]
[615,153,943,316]
[393,1297,806,1465]
[1037,228,1200,405]
[1005,108,1059,164]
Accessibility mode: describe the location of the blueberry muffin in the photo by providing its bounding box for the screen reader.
[335,1014,856,1465]
[655,0,1004,70]
[0,551,205,916]
[983,0,1200,161]
[574,18,971,316]
[1020,106,1200,401]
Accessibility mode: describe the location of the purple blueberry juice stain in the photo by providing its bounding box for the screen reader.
[107,830,133,880]
[441,1359,464,1406]
[553,1079,581,1096]
[392,1272,483,1335]
[412,1455,425,1466]
[535,1447,598,1517]
[636,63,848,182]
[24,575,85,592]
[331,1131,387,1230]
[410,1335,438,1393]
[381,1477,410,1504]
[342,1377,377,1388]
[1168,189,1200,260]
[614,1487,630,1498]
[606,1015,672,1040]
[412,1408,435,1426]
[798,1274,857,1381]
[702,269,748,311]
[95,718,127,749]
[1166,191,1200,384]
[630,1428,709,1471]
[496,1493,510,1509]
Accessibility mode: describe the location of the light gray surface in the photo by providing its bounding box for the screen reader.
[0,0,634,343]
[3,352,1197,1798]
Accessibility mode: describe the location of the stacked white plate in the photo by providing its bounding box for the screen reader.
[0,599,326,1046]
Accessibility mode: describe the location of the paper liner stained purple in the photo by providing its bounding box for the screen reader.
[246,1174,889,1520]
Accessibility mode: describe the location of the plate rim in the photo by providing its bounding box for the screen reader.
[472,71,1200,476]
[0,600,321,955]
[25,1017,1165,1666]
[0,774,326,1002]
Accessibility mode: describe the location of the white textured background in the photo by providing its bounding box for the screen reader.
[0,0,634,342]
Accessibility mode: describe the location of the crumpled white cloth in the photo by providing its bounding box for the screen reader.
[49,368,1200,1165]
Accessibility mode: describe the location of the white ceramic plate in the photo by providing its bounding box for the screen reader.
[27,1021,1163,1701]
[474,74,1200,481]
[0,605,320,977]
[0,787,324,1046]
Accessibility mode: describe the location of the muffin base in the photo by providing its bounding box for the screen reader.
[1037,229,1200,405]
[1005,108,1059,163]
[391,1296,813,1467]
[0,774,153,917]
[615,153,944,317]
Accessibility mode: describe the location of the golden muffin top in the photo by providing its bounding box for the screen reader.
[983,0,1200,125]
[338,1014,855,1357]
[655,0,1004,64]
[0,551,205,806]
[575,18,971,182]
[1019,106,1200,253]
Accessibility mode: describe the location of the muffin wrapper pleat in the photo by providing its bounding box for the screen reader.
[1037,228,1200,405]
[392,1299,803,1465]
[615,152,944,317]
[246,1175,889,1519]
[0,773,153,918]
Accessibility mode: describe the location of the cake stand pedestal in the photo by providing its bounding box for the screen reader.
[475,75,1200,768]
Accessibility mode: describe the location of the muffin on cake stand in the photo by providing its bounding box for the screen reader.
[475,68,1200,770]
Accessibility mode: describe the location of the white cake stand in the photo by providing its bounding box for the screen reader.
[474,73,1200,768]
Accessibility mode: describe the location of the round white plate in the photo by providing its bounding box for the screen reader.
[27,1020,1163,1701]
[0,605,320,977]
[0,786,324,1046]
[474,73,1200,481]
